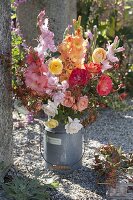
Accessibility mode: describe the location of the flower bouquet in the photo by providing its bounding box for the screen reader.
[14,10,125,134]
[14,10,125,170]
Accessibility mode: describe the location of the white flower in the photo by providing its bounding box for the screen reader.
[42,100,58,117]
[65,117,83,134]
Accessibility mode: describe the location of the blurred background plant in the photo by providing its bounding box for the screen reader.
[78,0,133,96]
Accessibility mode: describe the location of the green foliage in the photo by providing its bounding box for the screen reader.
[12,31,25,91]
[12,32,24,69]
[1,167,59,200]
[3,176,50,200]
[11,0,15,4]
[78,0,133,96]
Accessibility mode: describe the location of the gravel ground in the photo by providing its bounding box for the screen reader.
[4,98,133,200]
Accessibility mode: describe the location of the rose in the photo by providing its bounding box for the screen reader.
[85,62,102,74]
[65,117,83,134]
[92,48,106,63]
[77,96,89,112]
[48,58,63,75]
[97,74,113,96]
[62,91,75,108]
[42,100,58,117]
[69,68,89,87]
[45,119,59,128]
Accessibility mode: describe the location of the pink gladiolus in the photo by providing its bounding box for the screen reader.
[24,57,49,95]
[106,36,125,63]
[115,47,125,53]
[35,10,56,61]
[25,70,48,95]
[102,60,113,72]
[107,47,119,62]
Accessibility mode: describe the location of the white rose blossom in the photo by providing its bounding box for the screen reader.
[42,100,58,117]
[65,117,83,134]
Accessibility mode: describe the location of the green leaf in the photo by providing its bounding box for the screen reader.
[50,181,59,188]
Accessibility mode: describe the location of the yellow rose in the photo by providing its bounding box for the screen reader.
[45,119,59,129]
[48,58,63,75]
[92,48,106,63]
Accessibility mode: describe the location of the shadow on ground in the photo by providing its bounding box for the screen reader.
[51,166,106,199]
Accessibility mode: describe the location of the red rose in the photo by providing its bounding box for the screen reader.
[85,62,102,74]
[69,68,90,87]
[97,74,113,96]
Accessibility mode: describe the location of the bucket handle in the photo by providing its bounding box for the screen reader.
[37,120,85,171]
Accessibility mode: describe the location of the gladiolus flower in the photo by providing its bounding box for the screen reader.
[106,36,125,63]
[24,66,48,95]
[102,60,112,72]
[97,74,113,96]
[35,10,56,61]
[26,51,42,66]
[92,48,106,63]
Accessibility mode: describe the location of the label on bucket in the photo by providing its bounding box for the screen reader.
[47,136,61,145]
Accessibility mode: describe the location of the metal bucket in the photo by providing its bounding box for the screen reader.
[43,124,83,173]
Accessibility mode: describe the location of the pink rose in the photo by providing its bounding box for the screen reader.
[62,91,75,108]
[77,96,89,112]
[72,104,78,111]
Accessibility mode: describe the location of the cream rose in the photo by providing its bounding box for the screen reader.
[92,48,106,63]
[45,119,59,129]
